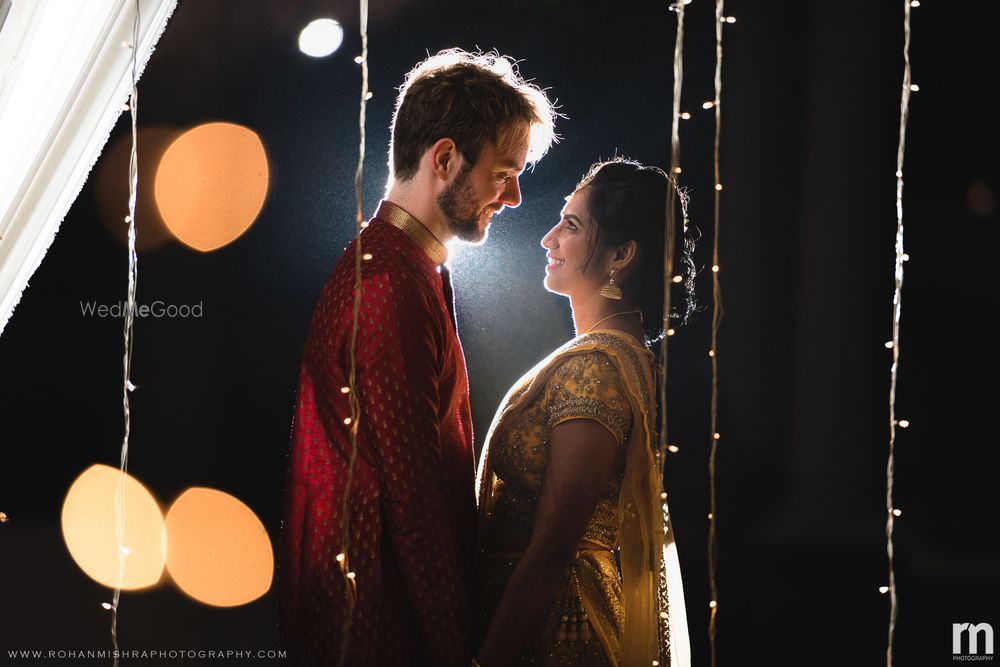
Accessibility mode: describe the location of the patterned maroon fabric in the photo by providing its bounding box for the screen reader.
[279,217,476,666]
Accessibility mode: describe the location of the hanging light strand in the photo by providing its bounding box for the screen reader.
[885,1,912,665]
[111,2,141,666]
[657,5,690,661]
[706,2,726,666]
[660,0,688,446]
[336,2,369,666]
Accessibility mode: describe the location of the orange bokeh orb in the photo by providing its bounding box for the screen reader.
[164,487,273,607]
[154,122,269,252]
[61,464,166,590]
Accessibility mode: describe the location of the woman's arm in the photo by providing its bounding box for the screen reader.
[475,418,618,666]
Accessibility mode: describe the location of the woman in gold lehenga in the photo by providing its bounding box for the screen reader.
[473,159,693,667]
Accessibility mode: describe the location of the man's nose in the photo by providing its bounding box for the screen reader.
[501,176,522,208]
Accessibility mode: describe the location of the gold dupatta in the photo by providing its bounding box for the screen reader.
[475,331,691,667]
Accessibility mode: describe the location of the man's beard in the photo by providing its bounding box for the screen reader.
[437,163,492,243]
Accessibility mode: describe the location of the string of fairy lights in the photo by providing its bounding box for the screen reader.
[884,1,916,664]
[665,2,734,665]
[335,1,370,665]
[704,1,727,665]
[660,0,687,466]
[108,2,142,665]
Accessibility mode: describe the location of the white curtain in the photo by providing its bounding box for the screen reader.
[0,0,177,337]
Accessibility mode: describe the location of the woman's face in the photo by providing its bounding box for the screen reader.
[540,188,609,297]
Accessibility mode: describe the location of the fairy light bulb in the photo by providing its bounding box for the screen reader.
[909,84,920,91]
[709,349,716,357]
[711,265,720,273]
[680,112,691,120]
[892,508,902,517]
[667,328,676,336]
[101,602,114,610]
[668,445,679,453]
[660,492,668,500]
[910,0,920,5]
[898,420,910,428]
[885,341,895,349]
[0,511,9,523]
[343,417,352,425]
[362,253,373,261]
[715,183,723,191]
[709,600,718,608]
[340,386,351,394]
[703,101,715,109]
[722,16,736,23]
[901,253,910,262]
[672,275,683,283]
[713,432,721,440]
[707,512,714,520]
[673,166,682,174]
[346,571,356,580]
[354,55,364,64]
[336,553,345,562]
[879,586,890,594]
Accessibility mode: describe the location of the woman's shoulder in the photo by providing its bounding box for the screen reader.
[542,348,633,446]
[553,331,652,379]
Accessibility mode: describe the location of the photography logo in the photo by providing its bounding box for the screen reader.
[954,622,994,662]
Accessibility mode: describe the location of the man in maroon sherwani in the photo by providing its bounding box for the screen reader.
[279,50,556,667]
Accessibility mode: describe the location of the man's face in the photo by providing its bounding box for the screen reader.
[437,136,529,244]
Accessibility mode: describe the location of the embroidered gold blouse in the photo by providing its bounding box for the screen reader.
[488,334,649,548]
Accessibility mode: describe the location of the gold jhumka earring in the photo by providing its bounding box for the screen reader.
[600,266,623,300]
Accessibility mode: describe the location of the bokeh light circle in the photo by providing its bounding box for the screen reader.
[298,18,344,58]
[61,464,166,590]
[154,122,269,252]
[165,487,273,607]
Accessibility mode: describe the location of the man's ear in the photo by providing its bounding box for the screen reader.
[430,138,460,181]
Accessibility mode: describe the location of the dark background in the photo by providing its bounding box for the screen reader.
[1,0,998,665]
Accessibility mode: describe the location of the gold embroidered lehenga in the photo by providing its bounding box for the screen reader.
[475,331,690,667]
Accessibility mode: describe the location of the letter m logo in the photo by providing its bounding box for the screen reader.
[953,622,995,655]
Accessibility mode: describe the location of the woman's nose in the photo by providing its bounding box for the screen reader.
[540,225,558,249]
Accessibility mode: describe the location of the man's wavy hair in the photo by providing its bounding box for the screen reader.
[389,49,559,181]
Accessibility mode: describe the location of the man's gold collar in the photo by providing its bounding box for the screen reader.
[374,200,448,266]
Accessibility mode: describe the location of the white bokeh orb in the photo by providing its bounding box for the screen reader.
[298,18,344,58]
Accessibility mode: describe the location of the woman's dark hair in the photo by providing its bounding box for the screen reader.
[574,157,698,343]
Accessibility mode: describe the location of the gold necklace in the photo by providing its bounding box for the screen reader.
[585,308,643,334]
